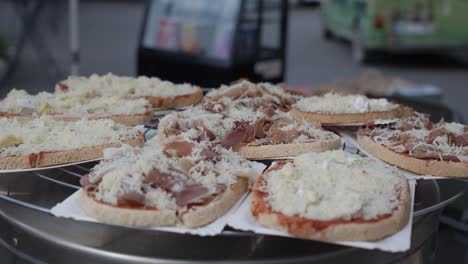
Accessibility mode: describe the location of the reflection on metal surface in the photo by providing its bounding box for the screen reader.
[34,172,80,190]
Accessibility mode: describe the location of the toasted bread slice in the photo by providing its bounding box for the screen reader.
[234,137,341,159]
[0,134,144,170]
[251,163,411,241]
[290,105,410,125]
[357,133,468,177]
[0,154,37,170]
[35,134,144,168]
[80,192,178,227]
[81,177,248,228]
[144,87,203,108]
[0,112,153,126]
[179,177,248,228]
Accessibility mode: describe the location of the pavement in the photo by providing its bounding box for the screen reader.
[0,1,467,263]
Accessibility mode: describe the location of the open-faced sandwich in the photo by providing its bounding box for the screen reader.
[202,80,302,113]
[56,73,203,108]
[231,112,341,159]
[0,116,144,169]
[0,89,153,126]
[251,150,410,241]
[159,81,340,159]
[79,139,261,228]
[291,93,409,125]
[357,112,468,177]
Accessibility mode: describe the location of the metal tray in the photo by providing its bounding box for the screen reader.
[0,131,466,263]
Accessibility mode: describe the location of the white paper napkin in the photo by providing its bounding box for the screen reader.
[227,180,416,252]
[51,189,248,236]
[50,162,266,236]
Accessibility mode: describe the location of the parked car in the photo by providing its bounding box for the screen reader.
[321,0,468,63]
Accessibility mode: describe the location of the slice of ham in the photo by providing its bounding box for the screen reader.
[221,121,255,149]
[267,130,300,144]
[221,128,248,149]
[397,113,432,131]
[262,118,301,144]
[410,144,460,162]
[202,101,226,113]
[196,124,216,141]
[117,191,145,207]
[426,129,445,144]
[173,184,209,207]
[163,141,195,157]
[254,118,266,138]
[200,147,220,161]
[80,176,97,192]
[260,106,276,118]
[178,158,195,175]
[57,83,69,92]
[144,168,181,191]
[455,134,468,147]
[209,83,249,101]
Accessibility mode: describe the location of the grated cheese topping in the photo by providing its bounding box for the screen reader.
[0,89,150,117]
[159,105,265,141]
[206,81,301,107]
[0,116,139,156]
[57,73,198,98]
[88,140,259,208]
[367,114,468,161]
[295,93,398,114]
[270,113,338,144]
[265,150,406,221]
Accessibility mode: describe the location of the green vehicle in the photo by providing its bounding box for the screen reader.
[321,0,468,63]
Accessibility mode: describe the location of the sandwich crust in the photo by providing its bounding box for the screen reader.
[290,106,410,125]
[0,133,144,170]
[357,134,468,177]
[234,137,341,159]
[80,177,248,228]
[251,166,410,241]
[144,87,203,108]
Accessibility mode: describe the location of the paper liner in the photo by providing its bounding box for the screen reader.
[51,189,248,236]
[50,162,266,236]
[227,180,416,252]
[339,131,447,180]
[0,158,101,174]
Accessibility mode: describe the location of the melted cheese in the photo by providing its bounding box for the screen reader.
[58,73,198,97]
[295,93,398,114]
[265,150,405,221]
[0,116,139,156]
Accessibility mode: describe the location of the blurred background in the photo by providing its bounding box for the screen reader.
[0,0,467,263]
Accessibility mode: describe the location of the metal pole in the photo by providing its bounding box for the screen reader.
[69,0,79,75]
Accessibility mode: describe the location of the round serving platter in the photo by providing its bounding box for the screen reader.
[0,152,466,263]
